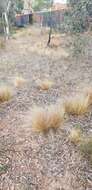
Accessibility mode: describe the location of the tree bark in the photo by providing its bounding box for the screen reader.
[2,0,11,39]
[47,0,53,46]
[2,12,10,39]
[47,26,52,46]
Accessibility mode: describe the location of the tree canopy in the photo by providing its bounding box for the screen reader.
[32,0,53,11]
[66,0,92,33]
[0,0,24,15]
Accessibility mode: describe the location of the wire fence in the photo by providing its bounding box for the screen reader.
[34,10,65,30]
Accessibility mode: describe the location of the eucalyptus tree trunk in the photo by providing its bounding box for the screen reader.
[2,12,9,39]
[1,0,11,39]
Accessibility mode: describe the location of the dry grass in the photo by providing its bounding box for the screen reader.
[31,104,65,133]
[69,128,82,144]
[36,79,54,90]
[0,86,12,103]
[47,104,65,129]
[31,107,49,132]
[14,76,26,88]
[50,38,61,48]
[65,94,89,115]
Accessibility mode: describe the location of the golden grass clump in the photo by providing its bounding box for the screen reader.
[36,79,53,90]
[31,107,48,132]
[31,104,65,133]
[50,38,61,48]
[69,128,82,144]
[65,94,89,115]
[0,86,12,103]
[14,76,26,88]
[47,105,65,129]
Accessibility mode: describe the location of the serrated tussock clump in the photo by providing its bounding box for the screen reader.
[31,104,65,132]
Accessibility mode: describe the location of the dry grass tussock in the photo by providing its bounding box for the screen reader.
[0,86,12,103]
[14,76,26,88]
[50,37,61,48]
[29,41,69,58]
[69,128,82,144]
[36,79,54,90]
[65,93,89,115]
[31,104,65,132]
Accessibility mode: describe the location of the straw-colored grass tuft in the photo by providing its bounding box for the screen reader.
[36,79,53,90]
[31,107,48,132]
[31,104,65,133]
[69,128,82,144]
[65,94,89,115]
[50,38,61,48]
[0,86,12,103]
[14,76,26,88]
[47,105,65,130]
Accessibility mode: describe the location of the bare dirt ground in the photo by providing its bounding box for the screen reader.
[0,26,92,190]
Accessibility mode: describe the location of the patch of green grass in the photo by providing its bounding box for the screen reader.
[80,137,92,155]
[0,39,5,49]
[0,164,8,173]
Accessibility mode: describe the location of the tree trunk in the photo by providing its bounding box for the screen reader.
[2,12,10,39]
[47,26,52,46]
[2,1,11,39]
[47,0,53,46]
